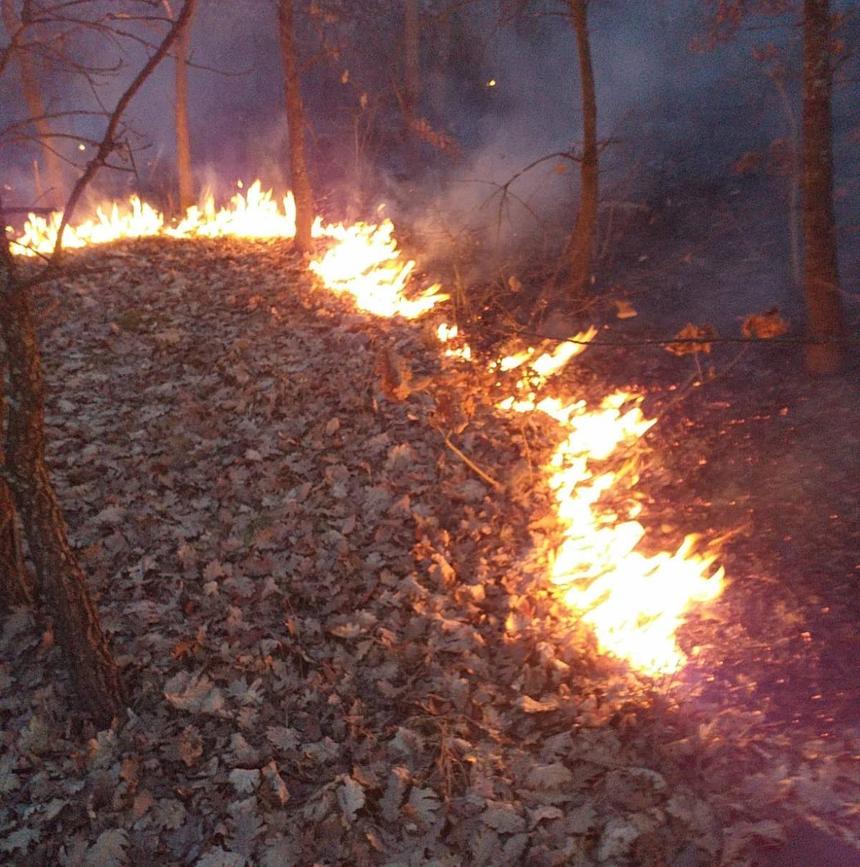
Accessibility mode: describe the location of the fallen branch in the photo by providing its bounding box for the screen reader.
[438,428,504,492]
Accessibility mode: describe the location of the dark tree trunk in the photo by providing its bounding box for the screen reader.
[0,482,30,609]
[174,2,195,212]
[0,358,33,609]
[0,269,124,725]
[403,0,420,130]
[277,0,315,254]
[400,0,422,172]
[1,0,67,204]
[801,0,845,374]
[565,0,598,298]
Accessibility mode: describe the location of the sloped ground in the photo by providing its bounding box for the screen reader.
[1,239,858,866]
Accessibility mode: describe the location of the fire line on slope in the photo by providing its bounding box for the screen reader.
[10,181,726,675]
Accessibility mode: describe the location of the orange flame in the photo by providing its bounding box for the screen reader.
[495,344,724,675]
[11,181,446,320]
[309,220,447,319]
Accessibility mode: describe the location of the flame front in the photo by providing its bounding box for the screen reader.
[10,183,724,674]
[309,220,447,318]
[494,345,724,675]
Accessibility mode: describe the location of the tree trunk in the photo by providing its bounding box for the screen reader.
[1,0,66,205]
[403,0,420,130]
[0,358,33,609]
[174,1,195,212]
[565,0,598,298]
[0,271,125,726]
[277,0,315,254]
[0,480,30,609]
[801,0,845,374]
[400,0,422,172]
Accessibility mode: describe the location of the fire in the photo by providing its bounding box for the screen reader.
[495,346,725,676]
[14,196,164,254]
[309,220,447,319]
[169,183,314,240]
[11,180,446,320]
[9,182,725,675]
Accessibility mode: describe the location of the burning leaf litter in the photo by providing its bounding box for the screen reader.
[11,182,725,675]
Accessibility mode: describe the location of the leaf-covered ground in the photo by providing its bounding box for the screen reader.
[1,239,858,866]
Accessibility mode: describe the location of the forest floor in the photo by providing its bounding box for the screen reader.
[1,238,859,866]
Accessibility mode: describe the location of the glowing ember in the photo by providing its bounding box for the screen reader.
[436,322,473,361]
[9,181,725,674]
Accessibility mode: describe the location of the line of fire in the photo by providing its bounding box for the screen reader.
[1,2,857,865]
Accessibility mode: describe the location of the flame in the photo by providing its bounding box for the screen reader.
[14,196,164,254]
[11,180,446,320]
[495,345,724,676]
[309,220,447,319]
[10,182,725,674]
[436,322,472,361]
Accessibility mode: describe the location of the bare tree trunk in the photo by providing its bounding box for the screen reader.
[277,0,315,254]
[565,0,598,298]
[174,1,195,212]
[0,263,125,725]
[801,0,845,374]
[1,0,66,204]
[0,357,33,610]
[403,0,420,131]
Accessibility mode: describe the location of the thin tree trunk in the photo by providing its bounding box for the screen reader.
[0,357,33,609]
[565,0,598,298]
[277,0,315,253]
[1,0,66,205]
[801,0,845,374]
[0,255,124,725]
[403,0,420,130]
[0,482,30,609]
[400,0,421,172]
[174,1,195,212]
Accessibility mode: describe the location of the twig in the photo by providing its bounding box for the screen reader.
[438,428,504,492]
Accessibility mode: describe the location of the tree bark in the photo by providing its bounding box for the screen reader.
[403,0,420,130]
[0,268,125,725]
[277,0,315,254]
[0,356,33,610]
[174,1,195,212]
[1,0,67,205]
[565,0,598,298]
[801,0,845,374]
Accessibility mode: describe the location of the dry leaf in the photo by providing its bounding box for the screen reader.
[741,308,789,339]
[517,695,560,713]
[526,763,574,789]
[337,774,366,823]
[482,804,527,834]
[613,299,638,319]
[228,768,260,795]
[164,672,226,716]
[666,323,717,356]
[83,829,129,867]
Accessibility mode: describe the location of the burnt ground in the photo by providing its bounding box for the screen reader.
[0,233,858,866]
